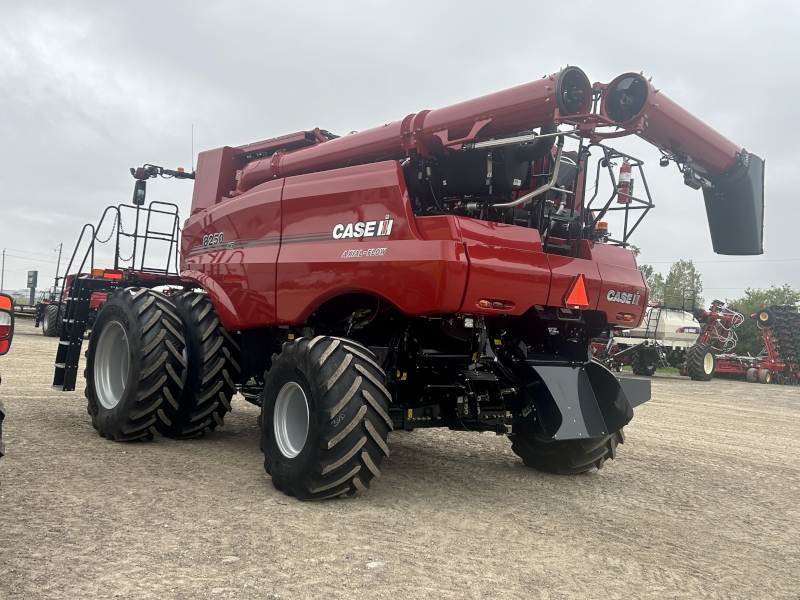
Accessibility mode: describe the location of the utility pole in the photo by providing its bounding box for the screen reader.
[54,243,63,295]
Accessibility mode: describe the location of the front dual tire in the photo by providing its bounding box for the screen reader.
[85,288,186,441]
[85,288,240,441]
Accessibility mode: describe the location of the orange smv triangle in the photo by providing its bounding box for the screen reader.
[564,274,590,310]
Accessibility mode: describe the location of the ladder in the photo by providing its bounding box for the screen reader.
[642,307,671,368]
[52,277,121,391]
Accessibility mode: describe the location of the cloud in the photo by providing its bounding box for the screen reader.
[0,0,797,294]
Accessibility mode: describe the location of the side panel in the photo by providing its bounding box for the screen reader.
[586,242,649,327]
[455,217,550,315]
[276,161,467,324]
[190,146,239,215]
[595,262,648,326]
[182,180,283,329]
[546,256,602,310]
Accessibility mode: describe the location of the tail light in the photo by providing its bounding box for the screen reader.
[0,293,14,356]
[91,269,124,280]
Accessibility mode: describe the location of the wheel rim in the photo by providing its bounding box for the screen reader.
[273,381,310,459]
[94,321,131,410]
[703,353,714,374]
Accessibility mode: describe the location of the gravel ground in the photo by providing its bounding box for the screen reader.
[1,318,799,599]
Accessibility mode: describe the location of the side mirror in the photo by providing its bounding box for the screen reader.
[133,179,147,205]
[0,293,14,356]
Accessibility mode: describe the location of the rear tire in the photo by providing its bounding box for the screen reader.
[756,308,776,327]
[163,291,241,438]
[510,424,625,474]
[630,348,656,376]
[686,343,715,381]
[85,288,186,441]
[42,305,59,337]
[260,336,392,500]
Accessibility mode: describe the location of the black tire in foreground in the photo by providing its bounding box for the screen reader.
[630,347,657,376]
[85,288,186,441]
[42,304,59,337]
[510,424,626,474]
[260,336,392,500]
[686,343,715,381]
[163,291,241,438]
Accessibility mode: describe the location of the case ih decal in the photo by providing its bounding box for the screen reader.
[606,290,641,305]
[332,214,393,239]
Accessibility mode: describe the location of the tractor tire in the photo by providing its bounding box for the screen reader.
[756,308,776,327]
[746,367,758,383]
[630,348,657,376]
[686,343,715,381]
[758,369,771,384]
[85,288,186,441]
[163,291,241,438]
[510,424,626,474]
[260,336,392,500]
[42,304,59,337]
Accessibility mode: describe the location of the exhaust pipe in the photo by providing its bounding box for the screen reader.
[600,73,764,255]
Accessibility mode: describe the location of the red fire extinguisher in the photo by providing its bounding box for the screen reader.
[617,160,632,204]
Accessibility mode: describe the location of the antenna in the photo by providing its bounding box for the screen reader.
[191,124,194,172]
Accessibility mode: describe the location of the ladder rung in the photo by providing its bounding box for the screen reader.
[59,341,69,345]
[55,363,65,368]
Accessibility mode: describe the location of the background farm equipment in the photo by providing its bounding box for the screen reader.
[680,300,745,380]
[35,274,109,338]
[591,290,702,376]
[714,306,800,385]
[49,66,763,499]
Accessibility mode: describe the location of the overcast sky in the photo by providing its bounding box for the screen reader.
[1,0,798,300]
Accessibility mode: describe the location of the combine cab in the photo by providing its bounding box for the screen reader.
[52,66,764,499]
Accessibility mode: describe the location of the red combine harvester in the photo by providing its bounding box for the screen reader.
[714,306,799,385]
[52,67,764,499]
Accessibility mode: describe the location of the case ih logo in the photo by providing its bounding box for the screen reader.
[606,290,641,305]
[333,214,393,240]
